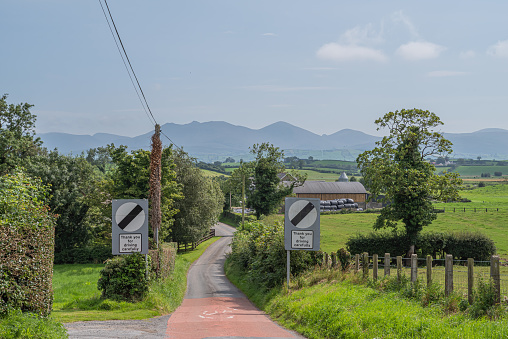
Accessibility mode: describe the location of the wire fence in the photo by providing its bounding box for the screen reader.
[324,252,507,301]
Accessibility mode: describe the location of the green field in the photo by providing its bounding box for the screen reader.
[436,165,507,178]
[51,237,219,323]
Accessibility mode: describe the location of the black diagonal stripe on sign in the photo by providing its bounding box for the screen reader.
[291,202,315,227]
[118,204,143,230]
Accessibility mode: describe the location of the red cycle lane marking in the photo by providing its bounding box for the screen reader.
[166,297,296,339]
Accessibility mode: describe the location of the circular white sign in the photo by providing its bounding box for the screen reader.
[288,200,317,229]
[115,202,145,232]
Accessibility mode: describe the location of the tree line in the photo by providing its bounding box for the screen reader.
[0,94,224,260]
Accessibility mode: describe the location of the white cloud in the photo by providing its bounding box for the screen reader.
[487,40,508,58]
[340,24,384,45]
[396,41,446,60]
[316,43,387,62]
[262,32,276,36]
[391,10,419,39]
[460,50,476,59]
[427,71,467,77]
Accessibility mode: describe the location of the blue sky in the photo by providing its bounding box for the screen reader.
[2,1,508,138]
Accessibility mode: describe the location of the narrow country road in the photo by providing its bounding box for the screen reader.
[65,223,305,339]
[165,222,306,339]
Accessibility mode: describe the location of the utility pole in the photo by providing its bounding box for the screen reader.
[149,124,162,248]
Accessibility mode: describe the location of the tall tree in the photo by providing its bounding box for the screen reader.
[170,148,224,244]
[247,143,305,218]
[356,109,462,257]
[25,151,97,253]
[109,145,180,242]
[0,94,42,174]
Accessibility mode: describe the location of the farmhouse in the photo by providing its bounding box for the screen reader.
[293,181,368,209]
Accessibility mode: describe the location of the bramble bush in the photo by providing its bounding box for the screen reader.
[228,220,322,288]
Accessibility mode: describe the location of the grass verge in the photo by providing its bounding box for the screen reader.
[52,237,220,323]
[0,310,68,339]
[225,261,508,339]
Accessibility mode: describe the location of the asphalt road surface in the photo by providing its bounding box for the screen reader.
[65,223,306,339]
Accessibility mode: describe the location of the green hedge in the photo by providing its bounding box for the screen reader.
[149,242,177,280]
[221,210,257,226]
[54,245,113,264]
[346,231,496,261]
[0,172,57,317]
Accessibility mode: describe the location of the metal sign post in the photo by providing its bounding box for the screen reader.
[284,197,320,288]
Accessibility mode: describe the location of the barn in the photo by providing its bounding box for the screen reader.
[292,181,368,209]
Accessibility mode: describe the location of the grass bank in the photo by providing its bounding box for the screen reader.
[52,237,219,323]
[225,261,508,339]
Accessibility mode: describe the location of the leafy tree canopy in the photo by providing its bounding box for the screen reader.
[0,94,42,174]
[356,109,462,255]
[247,143,305,218]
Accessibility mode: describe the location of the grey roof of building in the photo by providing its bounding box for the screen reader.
[293,181,367,194]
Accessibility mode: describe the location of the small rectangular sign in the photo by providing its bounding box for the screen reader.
[291,230,313,249]
[119,233,142,253]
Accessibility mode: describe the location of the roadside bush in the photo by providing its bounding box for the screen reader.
[228,220,322,288]
[149,242,177,280]
[468,276,501,319]
[97,253,149,302]
[221,210,257,226]
[0,171,56,317]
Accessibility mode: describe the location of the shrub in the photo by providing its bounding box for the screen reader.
[468,276,500,319]
[228,220,322,288]
[443,232,496,261]
[97,253,149,301]
[494,171,502,177]
[0,171,57,317]
[337,248,351,271]
[478,182,486,187]
[346,231,410,258]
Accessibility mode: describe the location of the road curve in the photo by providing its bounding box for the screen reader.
[165,222,306,339]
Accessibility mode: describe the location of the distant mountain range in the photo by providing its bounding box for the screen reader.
[38,121,508,162]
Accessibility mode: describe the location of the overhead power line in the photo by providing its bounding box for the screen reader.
[98,0,181,149]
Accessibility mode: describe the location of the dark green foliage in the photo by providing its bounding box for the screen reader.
[0,171,56,316]
[0,310,68,339]
[53,245,113,264]
[170,149,224,244]
[221,210,257,226]
[478,182,486,188]
[97,253,149,302]
[346,231,496,261]
[357,109,462,256]
[109,145,180,243]
[0,95,42,175]
[443,232,496,261]
[228,221,322,288]
[247,143,302,218]
[494,171,502,177]
[24,151,97,253]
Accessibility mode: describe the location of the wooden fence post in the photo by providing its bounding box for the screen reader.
[331,252,337,269]
[362,252,369,278]
[355,254,360,272]
[397,256,402,281]
[426,255,432,287]
[445,254,453,296]
[324,252,329,267]
[373,254,378,280]
[491,255,501,303]
[384,253,390,277]
[468,258,474,304]
[411,254,418,283]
